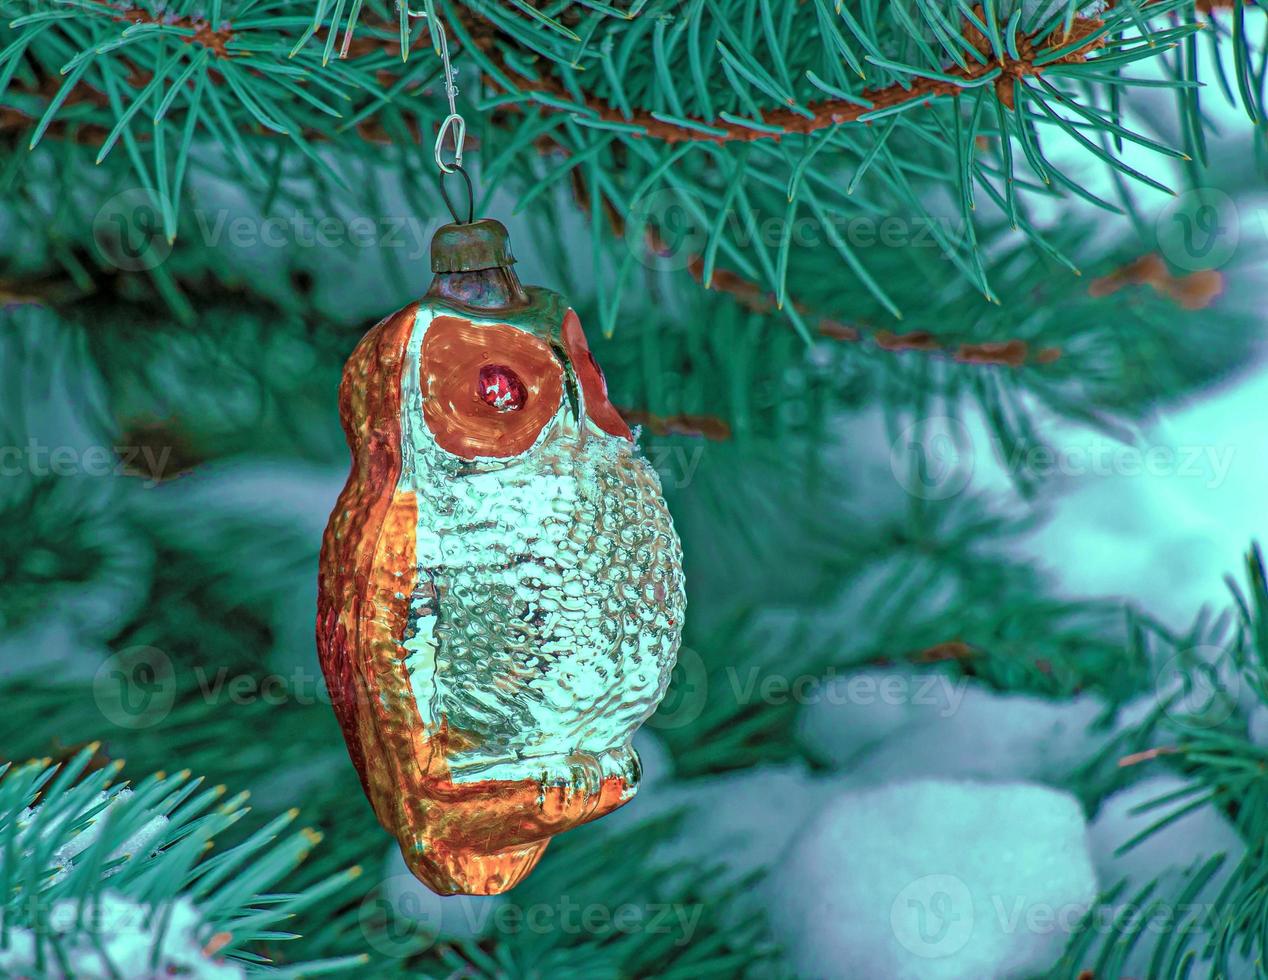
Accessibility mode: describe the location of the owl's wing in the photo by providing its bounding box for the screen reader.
[316,303,419,807]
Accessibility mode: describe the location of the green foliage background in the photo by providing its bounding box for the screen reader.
[2,0,1268,976]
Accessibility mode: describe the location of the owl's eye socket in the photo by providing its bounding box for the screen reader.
[586,351,607,390]
[422,315,563,459]
[478,364,527,413]
[561,310,632,442]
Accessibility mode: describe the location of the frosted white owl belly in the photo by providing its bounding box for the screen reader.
[407,437,684,781]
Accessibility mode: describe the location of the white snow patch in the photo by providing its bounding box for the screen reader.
[1088,776,1244,893]
[0,892,244,979]
[797,668,967,767]
[1080,775,1248,977]
[1250,704,1268,748]
[601,762,834,881]
[800,671,1109,786]
[767,779,1097,980]
[13,788,168,887]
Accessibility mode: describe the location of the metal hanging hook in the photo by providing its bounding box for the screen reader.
[435,113,465,174]
[439,164,475,225]
[399,3,466,175]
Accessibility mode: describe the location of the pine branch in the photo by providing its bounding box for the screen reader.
[0,745,366,976]
[1052,546,1268,978]
[2,0,1261,321]
[455,0,1250,325]
[467,2,1114,143]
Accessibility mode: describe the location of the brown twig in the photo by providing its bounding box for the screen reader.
[688,256,1064,368]
[1089,253,1225,310]
[570,167,1054,368]
[910,641,979,664]
[1118,744,1181,768]
[617,408,732,441]
[98,0,235,57]
[863,640,980,670]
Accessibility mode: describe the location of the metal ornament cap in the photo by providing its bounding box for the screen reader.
[430,218,517,273]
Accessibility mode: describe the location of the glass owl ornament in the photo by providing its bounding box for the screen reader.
[317,218,685,896]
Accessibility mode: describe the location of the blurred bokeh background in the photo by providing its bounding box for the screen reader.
[3,2,1268,978]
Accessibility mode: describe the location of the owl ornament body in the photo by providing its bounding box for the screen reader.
[317,218,684,896]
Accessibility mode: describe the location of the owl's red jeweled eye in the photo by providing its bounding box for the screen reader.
[421,316,563,459]
[478,364,527,412]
